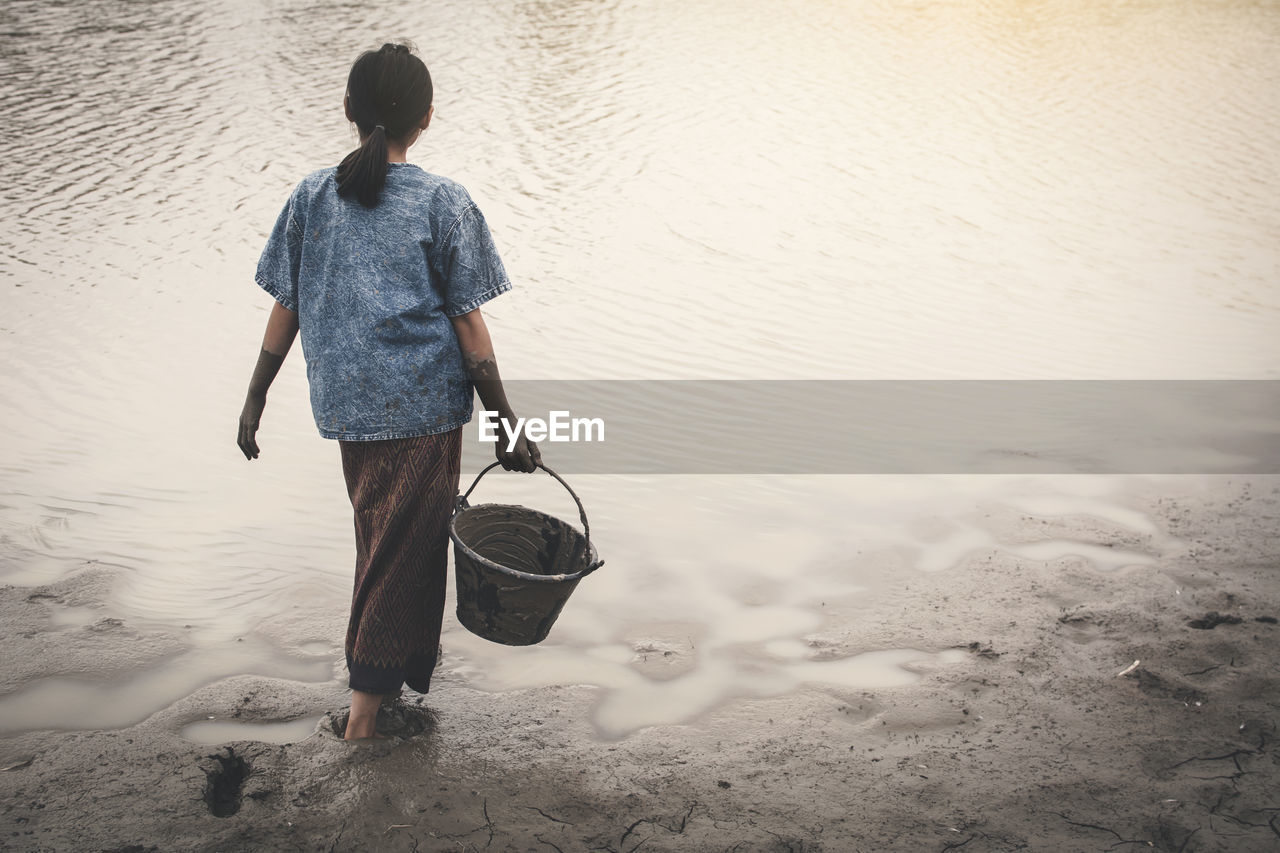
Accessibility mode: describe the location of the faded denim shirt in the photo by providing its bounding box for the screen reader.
[255,164,510,440]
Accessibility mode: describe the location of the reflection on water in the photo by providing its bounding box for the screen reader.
[451,640,968,738]
[435,473,1169,736]
[1,0,1278,737]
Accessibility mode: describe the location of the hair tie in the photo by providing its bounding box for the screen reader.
[374,124,386,133]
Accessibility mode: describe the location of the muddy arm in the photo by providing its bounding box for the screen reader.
[238,301,299,460]
[449,308,540,472]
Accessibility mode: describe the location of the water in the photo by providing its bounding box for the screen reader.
[1,0,1277,738]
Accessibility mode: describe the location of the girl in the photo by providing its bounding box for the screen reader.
[237,42,539,741]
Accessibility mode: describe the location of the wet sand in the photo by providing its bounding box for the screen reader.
[1,477,1277,852]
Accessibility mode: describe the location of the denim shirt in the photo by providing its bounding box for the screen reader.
[255,164,510,440]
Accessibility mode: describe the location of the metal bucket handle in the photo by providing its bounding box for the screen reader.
[456,462,604,575]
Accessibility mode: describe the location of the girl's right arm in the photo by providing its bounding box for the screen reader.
[237,301,300,460]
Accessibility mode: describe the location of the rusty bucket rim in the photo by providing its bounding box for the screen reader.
[450,501,601,584]
[450,463,604,584]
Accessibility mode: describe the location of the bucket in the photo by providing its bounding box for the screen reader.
[450,462,603,645]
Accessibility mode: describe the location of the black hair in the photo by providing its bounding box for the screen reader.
[336,42,434,208]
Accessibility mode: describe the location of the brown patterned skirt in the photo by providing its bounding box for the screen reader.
[339,428,462,695]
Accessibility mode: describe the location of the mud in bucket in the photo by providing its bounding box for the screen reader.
[450,462,603,645]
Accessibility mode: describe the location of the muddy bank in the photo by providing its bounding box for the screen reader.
[0,565,188,695]
[1,478,1278,852]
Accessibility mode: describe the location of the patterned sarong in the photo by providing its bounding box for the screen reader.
[339,429,462,694]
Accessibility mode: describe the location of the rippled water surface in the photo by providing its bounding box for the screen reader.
[1,0,1277,738]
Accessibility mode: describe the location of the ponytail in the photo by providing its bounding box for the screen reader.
[336,43,433,209]
[337,124,390,208]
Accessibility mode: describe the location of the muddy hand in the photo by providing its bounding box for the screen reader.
[238,392,266,460]
[498,435,540,473]
[238,346,289,461]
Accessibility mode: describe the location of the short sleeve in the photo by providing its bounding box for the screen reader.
[437,204,512,317]
[254,191,303,312]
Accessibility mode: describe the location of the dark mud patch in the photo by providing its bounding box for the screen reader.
[1188,611,1244,630]
[965,641,1000,659]
[201,747,249,818]
[1128,669,1208,706]
[324,702,436,740]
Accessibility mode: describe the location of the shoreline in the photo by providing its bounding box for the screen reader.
[1,477,1277,851]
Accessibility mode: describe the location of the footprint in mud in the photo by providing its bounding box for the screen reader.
[323,702,436,740]
[1188,612,1244,630]
[1128,669,1208,707]
[200,747,249,818]
[965,642,1001,659]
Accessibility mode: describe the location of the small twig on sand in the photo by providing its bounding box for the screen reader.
[1116,660,1140,678]
[385,824,413,832]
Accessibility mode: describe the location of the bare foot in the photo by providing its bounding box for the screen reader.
[343,688,384,741]
[344,730,386,742]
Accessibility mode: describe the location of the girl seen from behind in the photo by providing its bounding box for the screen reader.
[237,42,539,741]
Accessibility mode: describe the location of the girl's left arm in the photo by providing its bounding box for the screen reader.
[237,301,300,460]
[450,307,541,473]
